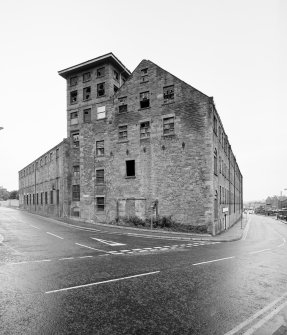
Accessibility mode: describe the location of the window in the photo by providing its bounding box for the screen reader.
[140,121,150,138]
[72,185,80,201]
[97,106,106,120]
[50,190,53,205]
[56,148,59,159]
[83,87,91,100]
[36,193,39,205]
[96,169,104,184]
[214,148,218,175]
[50,152,53,161]
[141,68,148,82]
[45,156,47,164]
[70,76,78,86]
[118,125,128,140]
[83,108,91,122]
[45,192,48,205]
[113,70,119,81]
[33,194,35,205]
[97,83,105,97]
[71,207,80,217]
[96,140,104,156]
[219,126,222,143]
[96,197,105,211]
[213,116,218,135]
[140,91,150,108]
[73,165,80,178]
[118,97,127,113]
[70,111,78,125]
[214,191,218,219]
[72,132,79,148]
[41,192,43,205]
[114,85,119,93]
[163,85,174,102]
[163,117,175,135]
[70,90,78,104]
[97,67,105,77]
[83,72,91,82]
[126,160,135,177]
[57,190,59,205]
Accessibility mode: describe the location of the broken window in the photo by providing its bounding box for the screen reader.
[70,90,78,104]
[41,193,43,205]
[72,185,80,201]
[113,70,119,81]
[214,148,218,175]
[97,67,105,78]
[83,86,91,100]
[163,117,175,135]
[96,169,104,184]
[163,85,174,102]
[96,197,105,211]
[118,97,127,113]
[141,68,148,83]
[70,76,78,86]
[70,111,78,125]
[72,132,79,148]
[83,72,91,82]
[83,108,91,122]
[114,85,119,93]
[56,148,59,159]
[73,165,80,178]
[45,192,48,204]
[126,160,135,177]
[140,121,150,138]
[97,83,105,97]
[140,91,150,108]
[97,106,106,120]
[71,207,80,217]
[213,116,218,135]
[118,125,128,140]
[96,140,104,156]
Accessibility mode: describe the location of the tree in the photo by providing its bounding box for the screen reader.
[0,186,9,201]
[9,190,19,200]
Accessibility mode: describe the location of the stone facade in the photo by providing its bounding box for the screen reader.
[18,53,243,235]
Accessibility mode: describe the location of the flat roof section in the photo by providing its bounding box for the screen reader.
[58,52,131,79]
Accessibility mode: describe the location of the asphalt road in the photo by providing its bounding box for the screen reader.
[1,208,287,335]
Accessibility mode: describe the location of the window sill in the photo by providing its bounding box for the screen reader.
[162,134,175,138]
[96,117,107,121]
[162,101,175,106]
[138,107,151,111]
[125,176,136,179]
[140,137,150,141]
[97,95,106,98]
[83,98,91,102]
[70,102,78,105]
[95,183,105,186]
[118,139,129,144]
[140,80,149,84]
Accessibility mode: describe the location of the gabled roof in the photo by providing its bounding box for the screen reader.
[58,52,131,79]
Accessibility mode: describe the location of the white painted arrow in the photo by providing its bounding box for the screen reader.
[90,237,126,246]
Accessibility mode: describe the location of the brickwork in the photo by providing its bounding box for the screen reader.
[18,53,243,235]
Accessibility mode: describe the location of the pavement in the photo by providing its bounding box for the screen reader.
[42,213,249,243]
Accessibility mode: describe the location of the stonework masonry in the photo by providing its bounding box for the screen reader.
[19,53,243,235]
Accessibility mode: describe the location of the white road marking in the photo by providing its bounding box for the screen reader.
[224,292,287,335]
[75,243,110,254]
[78,256,93,259]
[243,299,287,334]
[59,257,74,260]
[2,243,24,254]
[90,237,126,246]
[34,259,51,263]
[249,248,271,254]
[30,225,40,229]
[193,256,235,266]
[45,271,160,294]
[46,232,64,239]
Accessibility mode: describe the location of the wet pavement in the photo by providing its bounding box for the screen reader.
[1,208,287,334]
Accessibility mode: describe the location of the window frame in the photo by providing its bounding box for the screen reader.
[96,140,104,156]
[163,116,175,136]
[126,160,135,178]
[118,125,128,140]
[140,91,150,109]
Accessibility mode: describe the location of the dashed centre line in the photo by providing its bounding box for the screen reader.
[46,232,64,240]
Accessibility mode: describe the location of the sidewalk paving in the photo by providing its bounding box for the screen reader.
[53,214,249,242]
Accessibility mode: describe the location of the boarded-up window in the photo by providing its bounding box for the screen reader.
[96,140,104,156]
[96,197,105,211]
[119,97,127,113]
[83,72,91,82]
[72,185,80,201]
[163,117,174,135]
[96,169,104,184]
[83,108,91,122]
[140,121,150,138]
[97,106,106,120]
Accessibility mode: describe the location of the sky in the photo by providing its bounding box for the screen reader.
[0,0,286,201]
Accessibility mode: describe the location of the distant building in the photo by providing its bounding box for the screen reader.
[18,53,243,235]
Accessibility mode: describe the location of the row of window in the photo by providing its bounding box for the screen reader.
[20,149,60,178]
[70,83,107,103]
[71,117,175,149]
[213,115,229,155]
[70,106,106,124]
[24,190,59,206]
[70,68,121,87]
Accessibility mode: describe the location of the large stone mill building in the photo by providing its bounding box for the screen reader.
[18,53,243,235]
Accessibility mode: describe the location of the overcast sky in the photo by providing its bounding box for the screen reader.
[0,0,286,201]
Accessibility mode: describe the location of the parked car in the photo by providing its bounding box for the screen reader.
[277,209,287,222]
